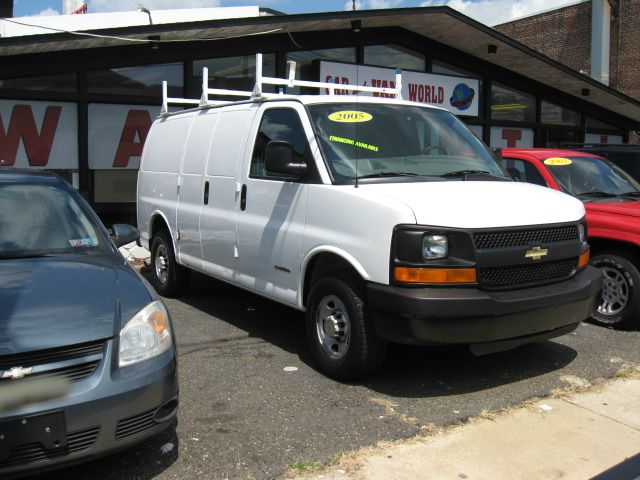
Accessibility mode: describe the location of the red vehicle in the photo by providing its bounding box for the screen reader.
[502,148,640,329]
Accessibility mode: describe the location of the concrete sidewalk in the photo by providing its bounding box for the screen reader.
[290,372,640,480]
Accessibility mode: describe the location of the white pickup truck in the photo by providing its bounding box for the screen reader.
[137,61,601,379]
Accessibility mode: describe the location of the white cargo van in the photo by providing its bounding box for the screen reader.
[137,56,601,379]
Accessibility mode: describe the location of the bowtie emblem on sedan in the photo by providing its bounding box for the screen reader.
[1,366,33,380]
[525,246,549,261]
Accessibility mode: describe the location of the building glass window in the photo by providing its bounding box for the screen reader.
[93,170,139,203]
[541,100,580,126]
[586,117,619,131]
[544,129,583,147]
[490,82,535,123]
[193,54,276,97]
[286,48,356,94]
[87,63,183,97]
[363,45,425,71]
[432,60,476,78]
[0,72,77,92]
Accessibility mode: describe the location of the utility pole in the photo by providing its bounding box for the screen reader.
[353,0,356,11]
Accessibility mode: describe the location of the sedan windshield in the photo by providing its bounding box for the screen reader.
[543,155,640,199]
[308,103,507,184]
[0,182,110,258]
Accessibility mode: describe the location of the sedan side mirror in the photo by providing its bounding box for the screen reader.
[265,141,308,178]
[111,224,140,247]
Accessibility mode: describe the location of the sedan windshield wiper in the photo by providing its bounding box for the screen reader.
[576,191,619,198]
[0,251,61,259]
[619,191,640,199]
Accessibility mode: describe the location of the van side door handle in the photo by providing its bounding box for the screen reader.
[203,181,209,205]
[240,184,247,211]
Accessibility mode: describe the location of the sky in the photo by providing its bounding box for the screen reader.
[12,0,582,27]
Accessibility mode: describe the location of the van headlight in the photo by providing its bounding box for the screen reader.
[119,301,172,368]
[578,223,585,243]
[422,235,448,260]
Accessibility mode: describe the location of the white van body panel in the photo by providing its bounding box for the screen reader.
[360,181,586,229]
[138,113,194,249]
[302,184,416,290]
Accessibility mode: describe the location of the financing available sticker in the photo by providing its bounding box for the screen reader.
[328,135,379,152]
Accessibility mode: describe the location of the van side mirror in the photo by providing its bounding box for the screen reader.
[492,147,502,160]
[111,224,140,247]
[265,141,308,178]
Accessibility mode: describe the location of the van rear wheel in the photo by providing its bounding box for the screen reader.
[150,229,190,297]
[306,275,387,380]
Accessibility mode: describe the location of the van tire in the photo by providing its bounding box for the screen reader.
[150,229,190,297]
[306,275,387,380]
[590,252,640,330]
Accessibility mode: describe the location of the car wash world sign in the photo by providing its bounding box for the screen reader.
[319,61,480,117]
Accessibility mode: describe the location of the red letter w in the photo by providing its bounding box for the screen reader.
[0,105,62,166]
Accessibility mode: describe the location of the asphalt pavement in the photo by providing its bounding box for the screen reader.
[41,271,640,480]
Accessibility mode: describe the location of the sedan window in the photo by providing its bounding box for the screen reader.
[0,183,110,257]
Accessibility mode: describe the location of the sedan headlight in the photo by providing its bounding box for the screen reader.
[119,301,172,368]
[422,235,448,260]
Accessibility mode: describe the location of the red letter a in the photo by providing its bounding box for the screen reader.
[113,110,152,168]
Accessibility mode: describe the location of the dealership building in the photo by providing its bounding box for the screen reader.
[1,1,640,224]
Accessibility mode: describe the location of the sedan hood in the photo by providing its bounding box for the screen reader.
[0,255,154,355]
[361,180,585,228]
[585,200,640,219]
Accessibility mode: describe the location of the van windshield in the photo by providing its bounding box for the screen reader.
[308,103,507,184]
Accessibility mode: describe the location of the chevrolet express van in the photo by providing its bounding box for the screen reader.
[137,69,601,379]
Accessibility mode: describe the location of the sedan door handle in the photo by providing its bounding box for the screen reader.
[203,181,210,205]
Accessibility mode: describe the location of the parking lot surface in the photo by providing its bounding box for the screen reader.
[41,271,640,480]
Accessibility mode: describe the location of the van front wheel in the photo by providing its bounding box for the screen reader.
[306,276,387,380]
[150,229,190,297]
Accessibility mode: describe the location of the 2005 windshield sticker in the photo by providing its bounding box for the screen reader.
[544,157,573,166]
[69,238,98,247]
[329,135,379,152]
[328,111,373,123]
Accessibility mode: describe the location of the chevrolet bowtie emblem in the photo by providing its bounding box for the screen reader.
[1,366,33,380]
[525,246,549,261]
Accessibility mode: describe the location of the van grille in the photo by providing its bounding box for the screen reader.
[474,225,579,250]
[479,258,578,290]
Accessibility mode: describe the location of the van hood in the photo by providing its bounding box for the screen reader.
[360,181,585,228]
[0,255,155,355]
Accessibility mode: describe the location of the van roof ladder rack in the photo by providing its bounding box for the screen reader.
[161,53,403,115]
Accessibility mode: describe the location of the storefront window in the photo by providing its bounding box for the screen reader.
[490,83,535,123]
[544,129,582,147]
[87,62,183,97]
[193,54,276,97]
[363,45,425,71]
[432,60,476,78]
[93,170,139,203]
[586,117,619,130]
[541,100,580,126]
[286,48,356,94]
[0,72,77,92]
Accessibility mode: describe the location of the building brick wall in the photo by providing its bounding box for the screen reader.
[495,0,640,103]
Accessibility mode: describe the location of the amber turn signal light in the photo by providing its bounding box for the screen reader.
[394,267,477,284]
[578,249,590,269]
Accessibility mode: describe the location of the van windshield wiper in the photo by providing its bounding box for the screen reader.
[440,170,508,180]
[357,172,421,179]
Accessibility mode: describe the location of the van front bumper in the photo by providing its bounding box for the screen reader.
[367,265,602,347]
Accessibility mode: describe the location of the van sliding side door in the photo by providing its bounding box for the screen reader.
[200,106,257,281]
